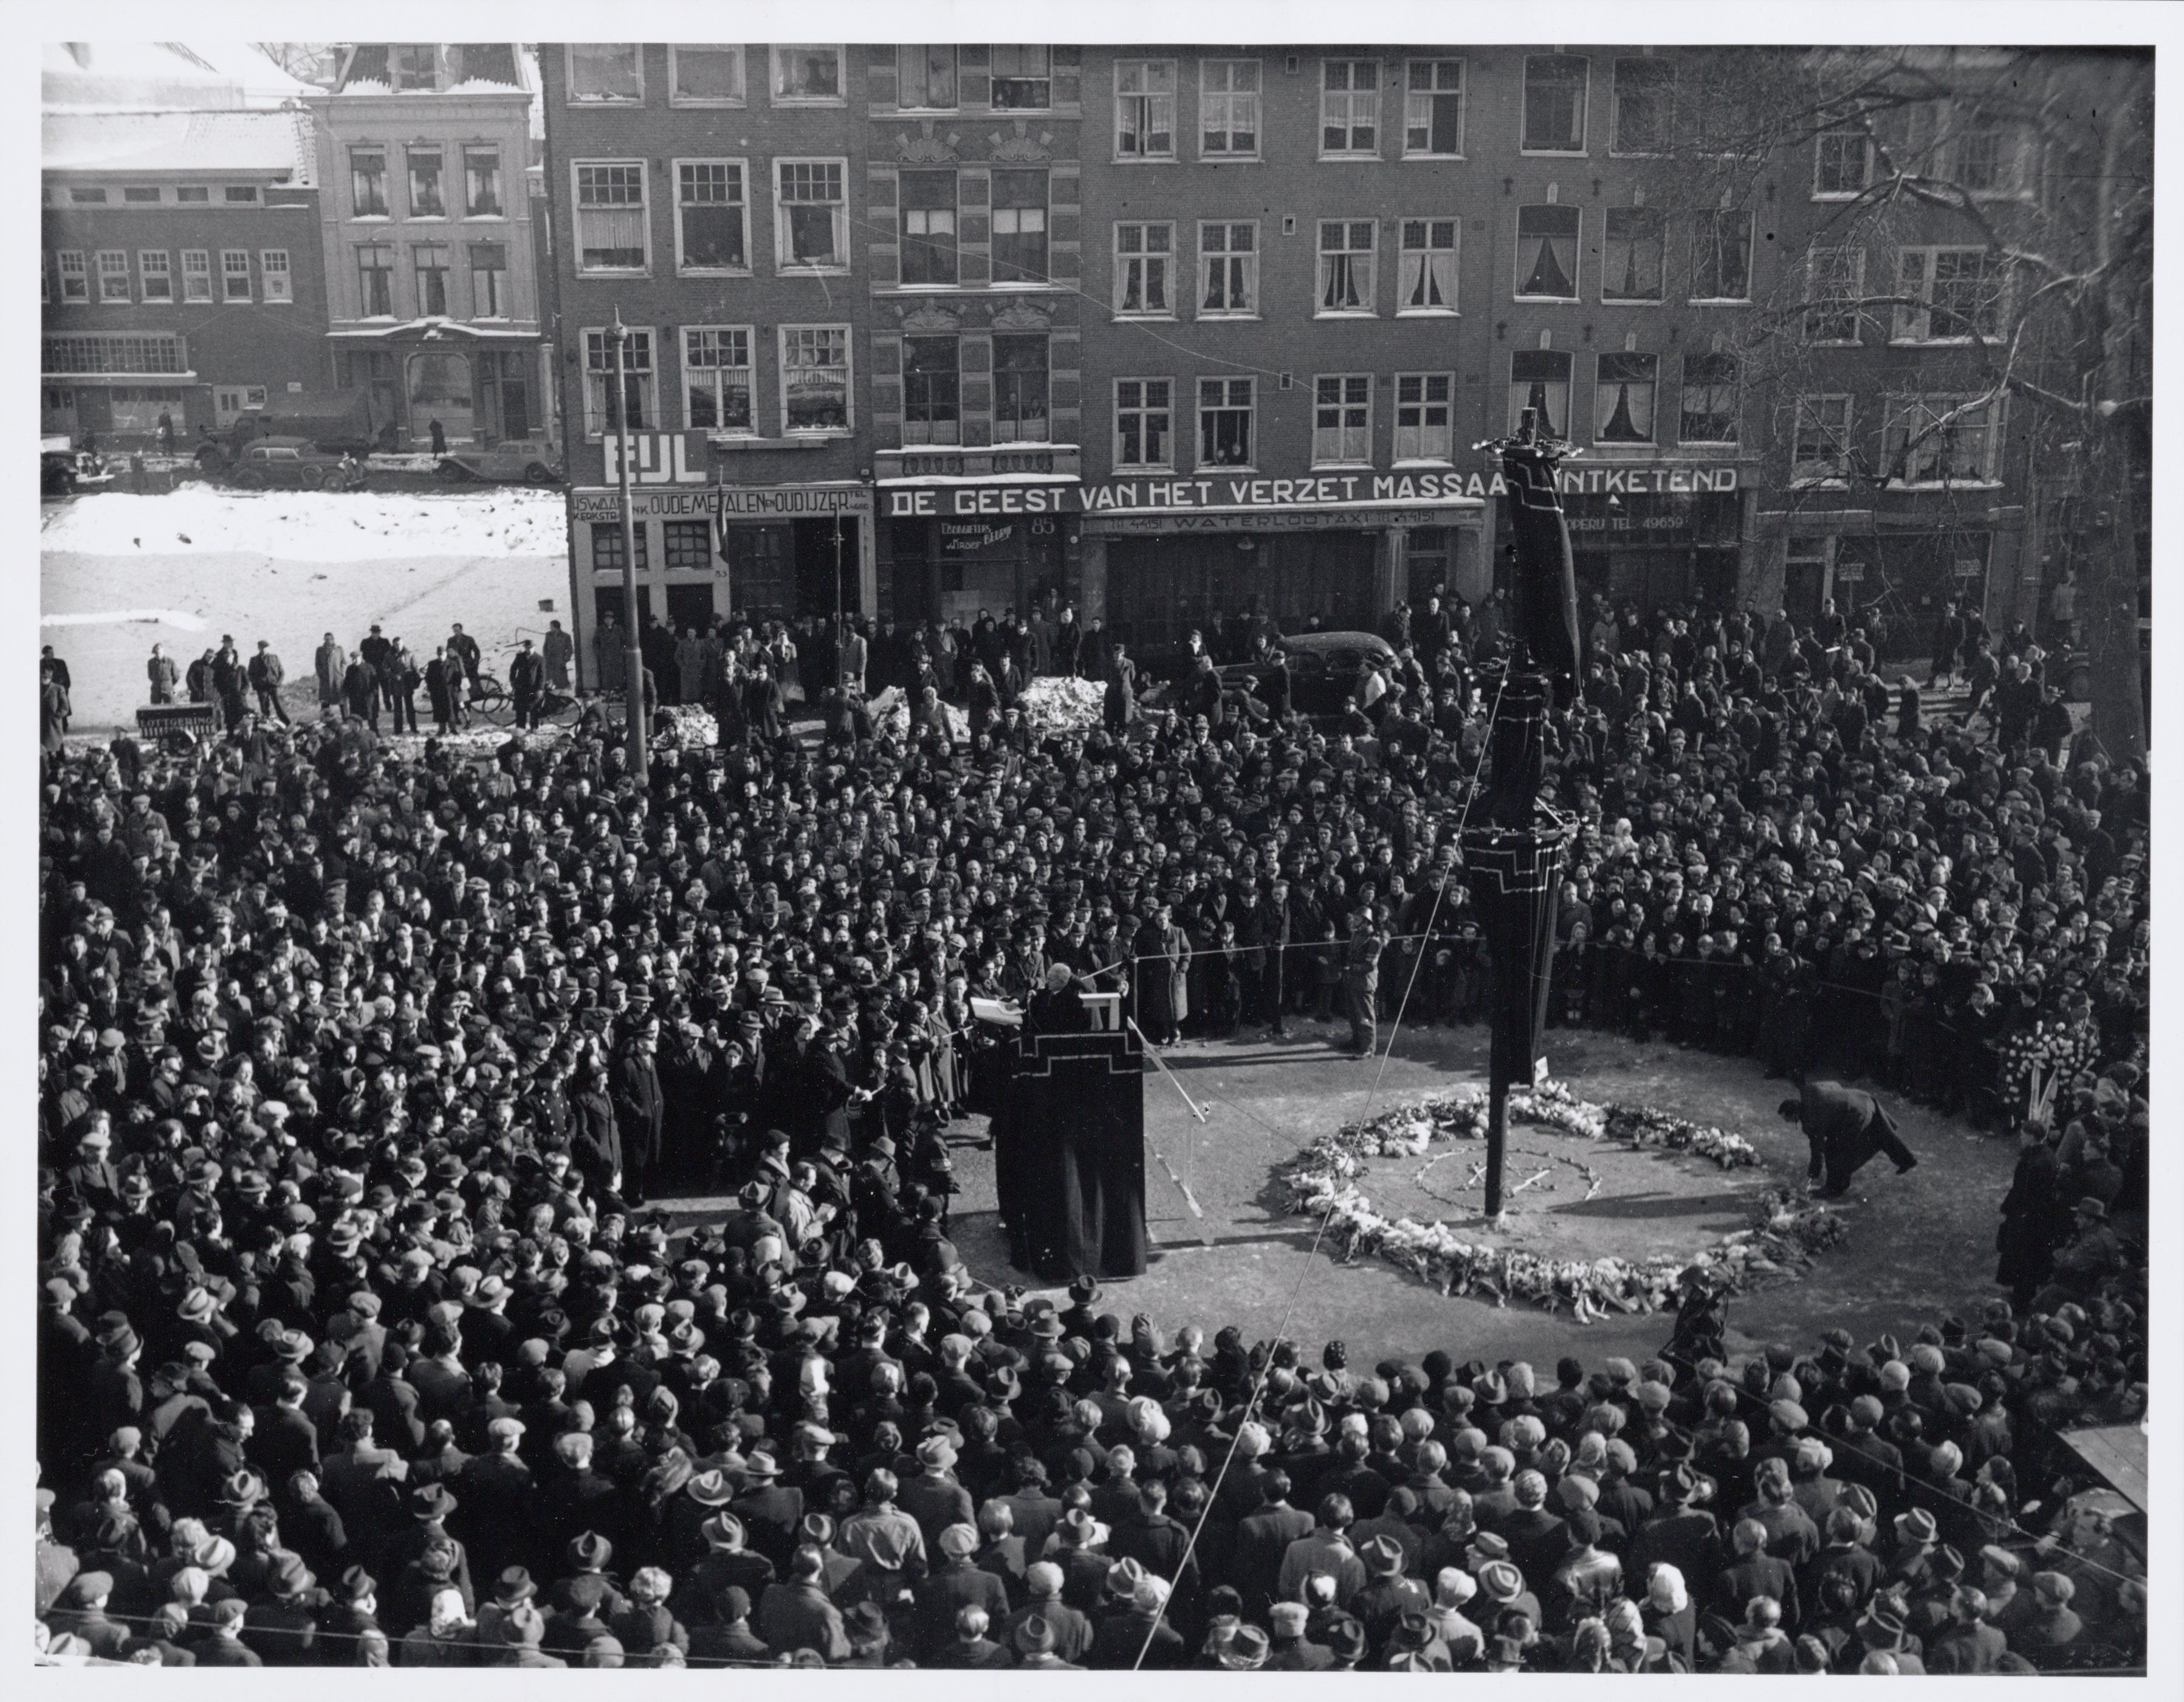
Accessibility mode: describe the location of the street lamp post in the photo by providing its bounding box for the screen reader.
[608,312,647,779]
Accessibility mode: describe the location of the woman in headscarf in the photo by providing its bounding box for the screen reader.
[1641,1562,1695,1670]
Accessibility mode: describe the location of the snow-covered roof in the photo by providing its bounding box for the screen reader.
[42,108,317,185]
[43,42,314,109]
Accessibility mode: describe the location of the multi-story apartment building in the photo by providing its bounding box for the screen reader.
[537,42,2069,666]
[540,43,877,679]
[306,45,550,452]
[1751,52,2043,640]
[41,109,328,446]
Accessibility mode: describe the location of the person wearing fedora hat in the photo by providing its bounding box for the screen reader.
[1011,1609,1082,1668]
[728,1449,805,1573]
[912,1522,1011,1661]
[754,1544,850,1661]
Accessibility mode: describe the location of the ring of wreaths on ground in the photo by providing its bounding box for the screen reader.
[1272,1081,1849,1318]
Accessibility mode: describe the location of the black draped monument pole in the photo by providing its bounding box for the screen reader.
[1465,404,1584,1221]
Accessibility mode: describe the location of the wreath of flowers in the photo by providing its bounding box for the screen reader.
[1997,1019,2098,1118]
[1272,1081,1843,1317]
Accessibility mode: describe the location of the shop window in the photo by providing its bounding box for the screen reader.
[677,161,748,272]
[992,46,1052,111]
[1404,60,1464,157]
[1398,218,1457,313]
[583,326,654,435]
[994,334,1049,443]
[1321,58,1381,157]
[902,336,961,445]
[898,45,958,110]
[574,162,648,272]
[1601,206,1663,303]
[1594,353,1657,444]
[1115,221,1172,315]
[664,520,715,569]
[1200,222,1256,316]
[1395,373,1453,462]
[772,46,843,103]
[1313,374,1372,466]
[408,146,445,217]
[684,326,754,432]
[590,520,648,571]
[1515,205,1579,300]
[899,170,958,285]
[1115,60,1175,160]
[1793,394,1855,484]
[569,44,642,102]
[1508,350,1572,437]
[781,325,851,433]
[1116,378,1172,469]
[991,170,1049,284]
[1677,353,1739,445]
[1318,220,1377,314]
[1523,55,1588,152]
[1202,60,1260,157]
[1612,58,1673,154]
[775,160,847,271]
[670,46,745,105]
[1199,376,1254,467]
[1691,209,1753,301]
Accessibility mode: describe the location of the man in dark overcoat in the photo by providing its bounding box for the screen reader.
[1779,1078,1918,1197]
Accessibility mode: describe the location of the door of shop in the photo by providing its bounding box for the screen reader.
[792,517,861,618]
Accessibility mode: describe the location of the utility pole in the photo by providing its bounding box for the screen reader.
[608,311,646,779]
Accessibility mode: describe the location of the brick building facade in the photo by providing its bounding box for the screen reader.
[41,111,329,447]
[540,41,2066,675]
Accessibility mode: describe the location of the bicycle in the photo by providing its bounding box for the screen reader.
[466,670,587,730]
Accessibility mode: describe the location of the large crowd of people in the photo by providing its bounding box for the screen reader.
[36,584,2148,1668]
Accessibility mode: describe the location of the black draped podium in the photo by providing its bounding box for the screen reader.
[994,1027,1147,1281]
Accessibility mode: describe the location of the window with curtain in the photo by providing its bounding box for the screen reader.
[584,328,654,433]
[1116,61,1175,159]
[1320,59,1381,156]
[1508,350,1572,436]
[991,170,1048,283]
[1318,221,1377,314]
[898,45,958,109]
[1200,222,1255,315]
[469,243,508,317]
[574,162,647,271]
[1593,352,1657,443]
[1399,219,1457,312]
[1515,205,1579,299]
[1404,60,1465,156]
[408,146,444,216]
[1601,207,1664,302]
[464,146,502,216]
[1201,60,1260,156]
[899,170,958,285]
[1523,55,1588,150]
[413,243,449,315]
[1199,377,1254,466]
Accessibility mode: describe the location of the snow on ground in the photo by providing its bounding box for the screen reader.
[41,485,566,560]
[43,488,570,732]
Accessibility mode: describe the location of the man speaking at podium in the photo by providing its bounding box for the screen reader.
[1024,964,1090,1038]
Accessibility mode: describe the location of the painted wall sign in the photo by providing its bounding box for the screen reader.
[569,484,871,524]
